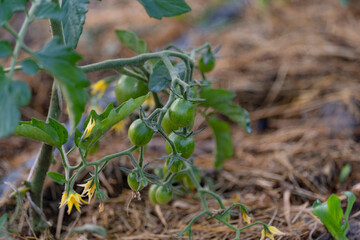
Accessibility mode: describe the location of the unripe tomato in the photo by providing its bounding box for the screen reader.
[155,186,173,205]
[148,185,160,204]
[198,53,215,73]
[128,119,154,146]
[115,75,148,104]
[165,133,195,159]
[165,157,183,173]
[127,172,145,191]
[183,167,201,190]
[168,99,195,128]
[161,111,179,134]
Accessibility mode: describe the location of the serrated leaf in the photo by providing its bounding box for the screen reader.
[149,60,185,92]
[0,0,26,27]
[21,58,39,75]
[14,118,68,147]
[81,94,149,149]
[138,0,191,20]
[47,172,66,185]
[35,0,64,20]
[0,40,12,58]
[313,194,345,240]
[115,30,147,54]
[73,224,107,236]
[215,103,251,133]
[342,191,356,233]
[207,117,234,169]
[62,0,89,49]
[34,37,89,129]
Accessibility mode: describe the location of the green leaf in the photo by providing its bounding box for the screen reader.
[0,214,7,227]
[21,58,39,75]
[215,103,251,133]
[81,94,149,149]
[10,81,31,107]
[342,191,356,233]
[0,0,26,27]
[339,164,351,184]
[313,194,345,240]
[14,118,68,147]
[0,71,31,138]
[138,0,191,20]
[73,224,106,236]
[47,172,66,185]
[34,37,89,129]
[0,40,12,58]
[115,30,147,54]
[207,117,234,169]
[149,60,185,92]
[199,87,236,107]
[35,0,64,21]
[62,0,89,49]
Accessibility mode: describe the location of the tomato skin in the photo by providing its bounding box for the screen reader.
[128,119,154,146]
[148,185,160,204]
[183,167,201,190]
[198,54,215,73]
[161,111,179,134]
[168,99,195,128]
[165,133,195,159]
[155,186,173,205]
[127,172,145,191]
[165,157,183,173]
[115,75,148,104]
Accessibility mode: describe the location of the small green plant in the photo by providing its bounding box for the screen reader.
[313,191,356,240]
[0,0,283,239]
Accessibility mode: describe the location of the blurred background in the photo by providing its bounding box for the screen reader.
[1,0,360,239]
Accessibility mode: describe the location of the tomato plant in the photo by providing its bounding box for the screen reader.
[0,0,276,239]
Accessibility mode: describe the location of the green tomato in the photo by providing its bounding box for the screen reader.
[128,119,154,146]
[165,133,195,159]
[183,167,201,190]
[168,99,195,128]
[115,75,148,104]
[198,52,215,73]
[161,111,179,134]
[155,186,173,205]
[148,185,160,204]
[165,157,183,173]
[127,172,145,191]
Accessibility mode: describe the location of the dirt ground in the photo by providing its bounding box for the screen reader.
[1,0,360,239]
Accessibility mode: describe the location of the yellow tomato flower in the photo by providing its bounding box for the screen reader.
[99,202,104,213]
[241,209,251,224]
[59,191,88,215]
[91,79,109,98]
[111,119,128,134]
[78,180,96,202]
[84,117,95,138]
[260,226,284,240]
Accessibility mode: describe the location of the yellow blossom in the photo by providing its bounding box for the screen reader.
[99,202,104,213]
[111,119,128,134]
[84,117,95,138]
[241,209,251,224]
[59,191,88,214]
[91,80,109,98]
[143,95,155,108]
[260,226,284,240]
[78,180,96,202]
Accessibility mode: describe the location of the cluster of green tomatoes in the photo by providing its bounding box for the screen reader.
[113,52,215,205]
